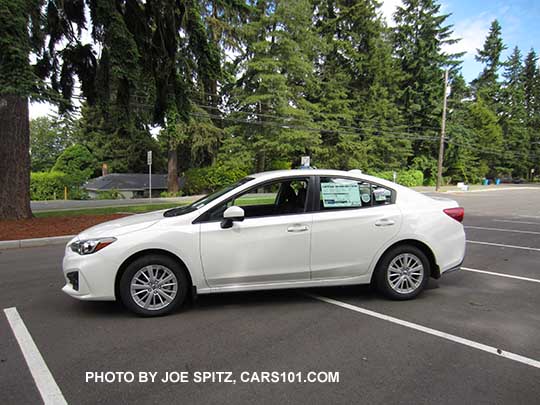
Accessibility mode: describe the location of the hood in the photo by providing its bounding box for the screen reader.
[77,210,167,240]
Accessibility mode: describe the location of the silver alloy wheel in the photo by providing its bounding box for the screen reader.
[386,253,424,294]
[130,265,178,311]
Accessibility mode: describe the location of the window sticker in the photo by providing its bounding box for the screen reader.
[321,182,361,208]
[359,185,371,204]
[373,188,391,202]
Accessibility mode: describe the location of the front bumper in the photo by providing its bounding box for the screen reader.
[62,242,118,301]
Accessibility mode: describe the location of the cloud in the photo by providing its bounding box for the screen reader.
[444,15,493,59]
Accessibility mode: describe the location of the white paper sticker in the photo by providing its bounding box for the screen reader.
[321,182,361,208]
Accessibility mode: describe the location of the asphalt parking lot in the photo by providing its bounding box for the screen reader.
[1,188,540,404]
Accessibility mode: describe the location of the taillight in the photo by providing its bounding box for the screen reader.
[444,207,464,223]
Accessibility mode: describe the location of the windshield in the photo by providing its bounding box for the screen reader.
[163,177,254,217]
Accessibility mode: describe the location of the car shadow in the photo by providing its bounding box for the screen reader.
[66,278,440,318]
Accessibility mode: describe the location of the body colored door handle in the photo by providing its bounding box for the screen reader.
[287,224,309,232]
[375,218,395,227]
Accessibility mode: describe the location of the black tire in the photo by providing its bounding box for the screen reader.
[374,244,430,300]
[119,254,189,316]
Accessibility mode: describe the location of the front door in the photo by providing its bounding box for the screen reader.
[199,177,313,287]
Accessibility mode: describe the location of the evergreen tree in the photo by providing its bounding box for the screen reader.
[472,19,506,103]
[311,0,410,171]
[227,0,321,172]
[499,47,529,177]
[392,0,461,179]
[0,0,89,219]
[523,49,540,177]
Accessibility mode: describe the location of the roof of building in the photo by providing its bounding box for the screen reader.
[83,173,170,191]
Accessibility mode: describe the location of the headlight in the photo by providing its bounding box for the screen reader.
[70,237,117,255]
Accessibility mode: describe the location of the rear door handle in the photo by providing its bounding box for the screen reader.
[375,218,395,227]
[287,224,309,233]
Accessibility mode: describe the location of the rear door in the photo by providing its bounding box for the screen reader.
[310,176,402,279]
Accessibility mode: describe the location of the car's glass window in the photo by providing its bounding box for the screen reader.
[207,178,310,221]
[319,177,392,210]
[164,177,254,217]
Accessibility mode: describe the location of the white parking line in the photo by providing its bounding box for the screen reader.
[467,240,540,252]
[3,307,67,405]
[517,215,540,219]
[461,267,540,284]
[307,294,540,370]
[465,226,540,235]
[493,219,540,225]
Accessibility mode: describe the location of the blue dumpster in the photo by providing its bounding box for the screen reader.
[495,178,501,185]
[482,179,489,185]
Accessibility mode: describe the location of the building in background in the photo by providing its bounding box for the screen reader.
[83,173,182,199]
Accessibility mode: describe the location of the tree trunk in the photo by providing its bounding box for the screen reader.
[167,147,179,193]
[0,95,32,220]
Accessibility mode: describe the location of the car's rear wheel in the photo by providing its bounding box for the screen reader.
[119,255,188,316]
[374,245,430,300]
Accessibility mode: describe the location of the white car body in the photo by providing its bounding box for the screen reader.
[62,169,465,304]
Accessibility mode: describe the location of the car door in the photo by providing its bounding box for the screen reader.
[310,176,402,279]
[198,177,314,287]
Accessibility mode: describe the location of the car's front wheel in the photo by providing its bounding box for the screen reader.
[119,255,189,316]
[374,245,430,300]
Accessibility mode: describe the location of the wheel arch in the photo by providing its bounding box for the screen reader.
[114,249,194,301]
[371,239,440,283]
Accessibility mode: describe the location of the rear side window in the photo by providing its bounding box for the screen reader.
[319,177,393,210]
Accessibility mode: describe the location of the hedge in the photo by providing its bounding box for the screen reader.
[30,171,85,200]
[368,170,424,187]
[183,164,248,195]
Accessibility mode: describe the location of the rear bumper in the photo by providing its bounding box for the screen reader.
[442,259,463,275]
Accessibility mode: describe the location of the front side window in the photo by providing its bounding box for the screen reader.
[206,177,310,221]
[319,177,393,210]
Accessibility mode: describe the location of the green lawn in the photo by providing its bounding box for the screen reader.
[34,203,187,218]
[34,195,278,218]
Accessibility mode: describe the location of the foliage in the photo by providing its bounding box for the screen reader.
[52,144,97,184]
[30,115,75,171]
[368,170,424,187]
[6,0,540,207]
[95,189,124,200]
[160,191,183,198]
[30,171,86,201]
[183,164,248,195]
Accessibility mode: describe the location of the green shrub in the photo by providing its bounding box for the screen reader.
[368,170,424,187]
[183,164,248,195]
[30,171,85,200]
[96,189,124,200]
[160,191,183,198]
[52,144,97,184]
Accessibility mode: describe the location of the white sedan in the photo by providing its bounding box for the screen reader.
[62,169,465,316]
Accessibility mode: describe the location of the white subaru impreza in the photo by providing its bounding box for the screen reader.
[62,169,465,316]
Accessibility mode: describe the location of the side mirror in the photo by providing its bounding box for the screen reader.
[221,206,245,229]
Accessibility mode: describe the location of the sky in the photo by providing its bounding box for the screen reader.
[29,0,540,119]
[381,0,540,81]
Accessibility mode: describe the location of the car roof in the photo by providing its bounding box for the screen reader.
[248,169,390,186]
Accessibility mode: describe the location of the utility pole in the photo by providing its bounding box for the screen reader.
[436,69,449,192]
[147,151,152,199]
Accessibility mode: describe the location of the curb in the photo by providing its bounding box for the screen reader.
[445,187,540,194]
[0,235,75,250]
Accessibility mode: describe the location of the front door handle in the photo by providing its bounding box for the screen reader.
[287,224,309,233]
[375,218,395,227]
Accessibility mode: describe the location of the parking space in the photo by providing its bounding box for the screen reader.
[1,188,540,404]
